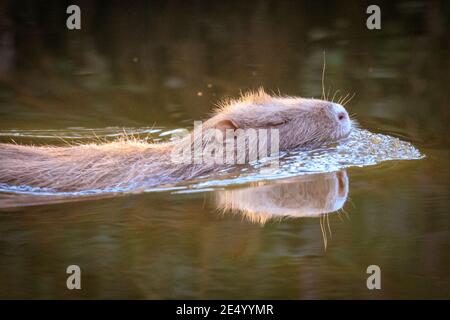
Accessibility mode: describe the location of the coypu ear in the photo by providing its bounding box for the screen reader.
[215,119,238,132]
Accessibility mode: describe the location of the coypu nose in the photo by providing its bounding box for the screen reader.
[338,112,346,121]
[331,103,349,122]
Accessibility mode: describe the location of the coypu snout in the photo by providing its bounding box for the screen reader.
[282,99,353,149]
[328,102,352,139]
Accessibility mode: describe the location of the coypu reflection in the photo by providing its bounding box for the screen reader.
[215,170,349,247]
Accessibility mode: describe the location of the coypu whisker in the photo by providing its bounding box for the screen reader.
[350,118,360,130]
[331,90,340,103]
[326,213,332,240]
[341,207,350,221]
[342,93,351,105]
[338,92,350,105]
[336,209,344,222]
[341,92,356,106]
[347,196,356,209]
[320,215,328,250]
[321,51,327,100]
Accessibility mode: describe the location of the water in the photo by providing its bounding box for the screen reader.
[0,0,449,299]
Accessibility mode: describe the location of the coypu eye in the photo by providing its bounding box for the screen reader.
[269,119,288,127]
[338,112,346,121]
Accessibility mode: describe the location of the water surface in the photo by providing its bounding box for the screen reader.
[0,0,449,299]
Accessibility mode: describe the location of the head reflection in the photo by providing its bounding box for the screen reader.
[215,170,349,246]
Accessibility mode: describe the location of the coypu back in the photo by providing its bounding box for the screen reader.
[0,141,173,192]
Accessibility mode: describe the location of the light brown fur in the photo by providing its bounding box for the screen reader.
[0,89,353,192]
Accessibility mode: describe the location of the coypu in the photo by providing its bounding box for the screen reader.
[0,89,354,192]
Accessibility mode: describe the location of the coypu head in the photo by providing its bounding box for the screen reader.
[207,89,354,150]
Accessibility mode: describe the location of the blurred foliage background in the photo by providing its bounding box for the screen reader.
[0,0,448,146]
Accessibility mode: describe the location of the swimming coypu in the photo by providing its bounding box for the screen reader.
[0,90,354,192]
